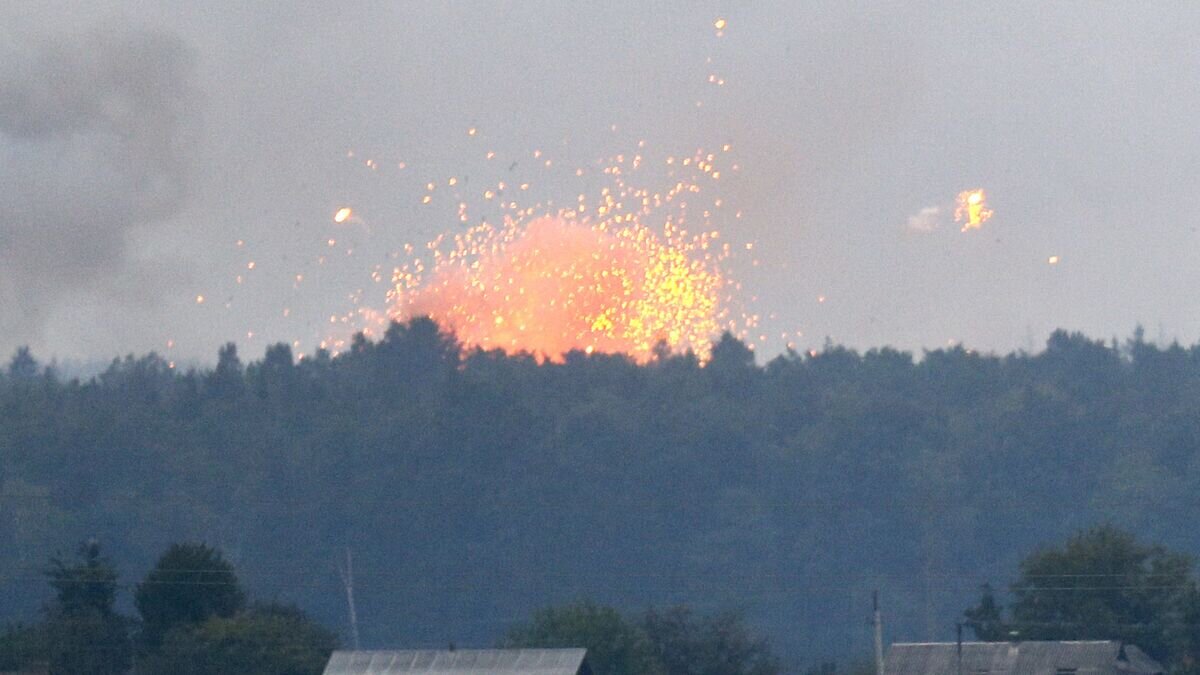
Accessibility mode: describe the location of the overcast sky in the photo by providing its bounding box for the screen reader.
[3,2,1198,364]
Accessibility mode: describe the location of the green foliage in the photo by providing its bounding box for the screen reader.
[0,623,46,671]
[47,540,120,616]
[45,609,132,675]
[135,542,246,649]
[966,526,1200,668]
[10,324,1200,663]
[5,540,333,675]
[641,607,780,675]
[963,584,1007,641]
[803,662,875,675]
[139,603,338,675]
[43,541,132,675]
[7,347,38,380]
[505,602,779,675]
[503,601,662,675]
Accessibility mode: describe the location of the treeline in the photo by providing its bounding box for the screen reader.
[4,320,1200,666]
[1,538,783,675]
[964,526,1200,673]
[504,601,781,675]
[0,541,335,674]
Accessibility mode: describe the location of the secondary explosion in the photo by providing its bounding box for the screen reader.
[387,214,728,363]
[956,188,993,231]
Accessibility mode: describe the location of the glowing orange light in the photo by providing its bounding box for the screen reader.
[334,207,353,223]
[955,189,993,231]
[388,215,727,363]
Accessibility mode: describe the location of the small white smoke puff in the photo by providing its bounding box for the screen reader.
[906,206,941,233]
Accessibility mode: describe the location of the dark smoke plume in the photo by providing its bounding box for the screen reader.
[0,27,198,343]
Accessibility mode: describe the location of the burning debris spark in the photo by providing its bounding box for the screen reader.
[388,215,729,363]
[334,207,353,223]
[1048,255,1060,265]
[292,20,763,359]
[955,189,993,231]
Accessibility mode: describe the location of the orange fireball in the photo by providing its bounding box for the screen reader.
[387,215,726,362]
[955,189,993,231]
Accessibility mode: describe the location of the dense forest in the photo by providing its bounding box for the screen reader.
[3,319,1200,669]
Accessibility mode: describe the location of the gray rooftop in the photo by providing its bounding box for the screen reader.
[322,649,589,675]
[885,641,1163,675]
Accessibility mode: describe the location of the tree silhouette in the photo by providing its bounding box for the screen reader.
[44,541,131,675]
[136,543,246,649]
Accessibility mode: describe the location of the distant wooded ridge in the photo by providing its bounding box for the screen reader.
[2,320,1198,667]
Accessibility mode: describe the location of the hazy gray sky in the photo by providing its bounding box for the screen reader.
[3,2,1198,364]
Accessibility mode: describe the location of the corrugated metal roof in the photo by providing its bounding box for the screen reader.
[322,649,589,675]
[884,641,1163,675]
[1117,646,1161,674]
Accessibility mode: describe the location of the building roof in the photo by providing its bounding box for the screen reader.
[884,641,1163,675]
[322,648,590,675]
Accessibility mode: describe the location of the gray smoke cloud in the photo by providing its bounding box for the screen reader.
[0,27,197,346]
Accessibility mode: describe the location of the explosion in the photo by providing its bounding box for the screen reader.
[387,214,728,363]
[207,15,762,362]
[956,189,993,231]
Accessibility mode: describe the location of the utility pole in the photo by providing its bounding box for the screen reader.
[873,590,885,675]
[338,547,361,650]
[956,622,964,675]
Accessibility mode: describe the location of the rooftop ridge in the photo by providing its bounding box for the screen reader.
[323,648,589,675]
[891,641,1121,646]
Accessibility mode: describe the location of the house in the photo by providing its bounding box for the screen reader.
[884,641,1164,675]
[322,648,591,675]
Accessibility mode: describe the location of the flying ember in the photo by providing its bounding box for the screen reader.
[304,16,754,360]
[955,189,993,231]
[387,215,728,363]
